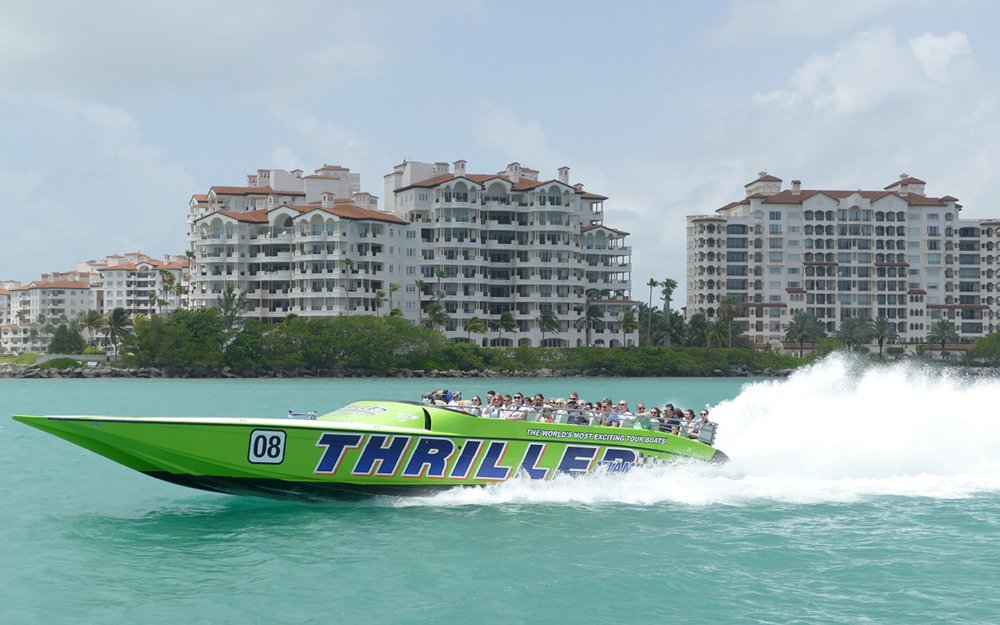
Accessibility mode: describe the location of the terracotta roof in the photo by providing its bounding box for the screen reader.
[396,173,587,195]
[716,199,750,213]
[745,174,782,186]
[752,189,949,207]
[28,280,91,290]
[209,186,305,196]
[287,203,408,225]
[581,224,630,236]
[191,193,209,201]
[884,176,926,189]
[580,192,609,200]
[0,288,8,295]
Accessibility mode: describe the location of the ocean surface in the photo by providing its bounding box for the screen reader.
[2,355,999,625]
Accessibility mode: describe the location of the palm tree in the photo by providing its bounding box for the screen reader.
[425,302,450,332]
[574,303,604,346]
[388,282,400,312]
[705,321,725,348]
[158,269,177,314]
[927,318,959,356]
[374,290,386,316]
[496,310,517,345]
[619,308,639,345]
[105,308,131,355]
[646,278,659,345]
[871,315,899,358]
[435,267,446,301]
[414,279,428,324]
[717,298,741,348]
[837,317,874,352]
[784,312,825,357]
[536,306,560,345]
[79,309,106,346]
[465,316,486,341]
[659,278,677,346]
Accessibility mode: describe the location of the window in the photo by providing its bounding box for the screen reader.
[769,211,782,221]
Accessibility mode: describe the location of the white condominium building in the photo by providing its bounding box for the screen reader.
[385,160,636,347]
[686,173,1000,346]
[84,252,187,315]
[188,165,414,319]
[1,277,95,354]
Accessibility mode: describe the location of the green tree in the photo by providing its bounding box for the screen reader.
[425,302,451,332]
[388,282,400,312]
[374,289,386,316]
[717,298,742,348]
[217,284,249,338]
[619,308,639,345]
[465,316,487,341]
[967,332,1000,365]
[158,269,177,314]
[927,318,959,355]
[871,315,899,358]
[574,304,604,347]
[536,307,560,345]
[645,278,659,345]
[837,317,874,351]
[659,278,677,346]
[78,309,106,346]
[47,324,85,354]
[495,310,517,344]
[105,308,131,355]
[784,312,825,357]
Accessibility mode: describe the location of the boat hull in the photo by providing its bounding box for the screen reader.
[13,401,726,500]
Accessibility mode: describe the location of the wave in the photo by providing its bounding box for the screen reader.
[399,355,1000,507]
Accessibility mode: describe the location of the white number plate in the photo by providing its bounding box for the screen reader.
[248,430,286,464]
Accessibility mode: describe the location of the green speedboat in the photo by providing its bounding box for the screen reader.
[13,401,726,500]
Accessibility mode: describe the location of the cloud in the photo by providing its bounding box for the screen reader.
[910,31,972,80]
[751,28,973,113]
[472,101,567,173]
[0,94,194,281]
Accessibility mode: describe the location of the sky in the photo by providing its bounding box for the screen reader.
[2,0,998,305]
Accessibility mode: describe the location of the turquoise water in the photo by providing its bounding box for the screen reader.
[3,358,999,624]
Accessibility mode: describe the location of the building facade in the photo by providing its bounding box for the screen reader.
[187,165,414,320]
[686,173,1000,347]
[385,160,637,347]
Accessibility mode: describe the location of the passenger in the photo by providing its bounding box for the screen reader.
[647,406,663,430]
[635,402,648,417]
[691,409,713,437]
[602,399,621,427]
[470,395,483,416]
[484,394,504,418]
[663,403,682,433]
[504,394,528,420]
[616,400,634,417]
[680,409,697,437]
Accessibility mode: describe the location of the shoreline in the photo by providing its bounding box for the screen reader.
[0,364,793,379]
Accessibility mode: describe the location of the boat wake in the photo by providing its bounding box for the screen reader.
[397,355,1000,507]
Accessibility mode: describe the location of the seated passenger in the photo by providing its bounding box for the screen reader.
[635,402,648,417]
[662,403,682,433]
[469,395,484,416]
[602,399,621,427]
[690,409,713,437]
[647,406,663,430]
[679,409,697,436]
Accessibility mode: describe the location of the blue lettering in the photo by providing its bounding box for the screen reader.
[519,443,550,480]
[353,435,411,476]
[556,445,599,474]
[315,433,364,474]
[475,441,514,481]
[449,440,483,480]
[600,448,639,472]
[403,437,456,478]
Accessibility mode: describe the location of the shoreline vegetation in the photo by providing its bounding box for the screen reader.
[2,308,804,379]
